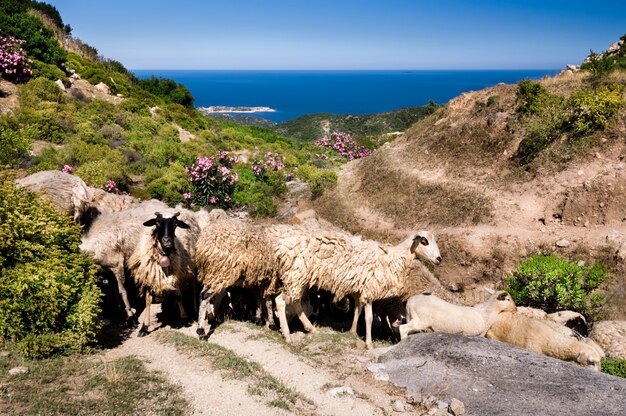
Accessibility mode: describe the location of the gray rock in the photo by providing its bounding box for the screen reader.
[8,366,28,375]
[615,162,624,170]
[556,239,570,248]
[449,398,465,415]
[366,362,389,381]
[377,333,626,416]
[606,230,624,244]
[54,79,66,91]
[617,242,626,261]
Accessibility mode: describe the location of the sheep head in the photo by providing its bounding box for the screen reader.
[492,290,517,313]
[143,212,190,257]
[410,231,442,265]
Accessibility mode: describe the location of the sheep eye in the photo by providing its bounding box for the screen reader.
[420,237,429,246]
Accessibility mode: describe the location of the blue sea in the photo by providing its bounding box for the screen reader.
[132,70,560,123]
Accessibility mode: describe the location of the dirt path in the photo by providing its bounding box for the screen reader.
[105,305,414,416]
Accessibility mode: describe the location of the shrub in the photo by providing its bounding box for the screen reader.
[145,162,189,206]
[185,151,239,208]
[0,175,101,358]
[30,59,68,85]
[137,76,195,108]
[516,80,554,115]
[18,76,63,108]
[251,151,286,178]
[313,131,370,161]
[565,86,624,135]
[233,167,287,217]
[74,152,128,189]
[0,115,32,167]
[295,164,337,198]
[0,35,32,83]
[601,358,626,378]
[504,254,607,321]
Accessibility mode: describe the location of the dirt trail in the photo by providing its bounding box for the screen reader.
[105,305,411,416]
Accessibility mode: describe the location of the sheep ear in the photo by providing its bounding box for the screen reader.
[497,292,508,301]
[412,234,429,246]
[143,218,157,227]
[176,219,190,229]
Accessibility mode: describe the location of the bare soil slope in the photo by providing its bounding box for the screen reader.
[312,71,626,318]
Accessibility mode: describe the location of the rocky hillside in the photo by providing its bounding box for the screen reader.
[310,67,626,320]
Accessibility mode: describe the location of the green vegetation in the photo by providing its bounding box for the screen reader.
[274,102,439,142]
[137,76,194,108]
[601,357,626,378]
[513,80,624,166]
[581,34,626,77]
[504,254,607,321]
[0,176,102,358]
[0,352,188,415]
[295,164,337,198]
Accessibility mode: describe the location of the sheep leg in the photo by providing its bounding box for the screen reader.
[275,293,292,343]
[264,296,276,330]
[138,292,152,337]
[398,317,429,340]
[364,302,374,349]
[113,264,137,328]
[351,301,362,334]
[196,285,212,336]
[175,288,187,320]
[293,299,317,333]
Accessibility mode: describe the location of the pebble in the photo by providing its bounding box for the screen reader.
[391,399,406,412]
[555,239,570,248]
[606,230,623,243]
[449,398,466,415]
[327,386,354,398]
[8,366,28,375]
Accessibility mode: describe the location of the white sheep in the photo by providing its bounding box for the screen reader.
[486,312,605,370]
[265,224,442,348]
[590,320,626,360]
[15,170,91,222]
[193,216,281,336]
[517,306,589,336]
[399,290,517,340]
[80,205,198,335]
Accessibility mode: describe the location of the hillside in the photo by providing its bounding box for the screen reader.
[312,65,626,319]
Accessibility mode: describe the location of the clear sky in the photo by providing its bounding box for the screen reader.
[46,0,625,70]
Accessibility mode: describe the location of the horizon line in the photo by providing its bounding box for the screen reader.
[130,68,562,72]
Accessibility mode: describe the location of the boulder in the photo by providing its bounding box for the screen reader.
[95,82,110,94]
[375,333,626,416]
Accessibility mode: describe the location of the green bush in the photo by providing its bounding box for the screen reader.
[18,77,64,108]
[232,168,287,217]
[565,86,624,135]
[516,80,554,115]
[30,59,69,85]
[137,77,194,108]
[295,164,337,198]
[74,151,128,189]
[504,254,607,321]
[0,116,32,167]
[581,34,626,76]
[145,162,188,205]
[0,176,101,358]
[601,358,626,378]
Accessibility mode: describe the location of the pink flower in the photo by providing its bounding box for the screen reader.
[61,164,73,173]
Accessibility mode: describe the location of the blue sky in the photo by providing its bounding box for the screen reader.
[47,0,625,70]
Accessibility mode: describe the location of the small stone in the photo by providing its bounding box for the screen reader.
[327,386,354,398]
[618,242,626,261]
[391,399,406,412]
[556,239,570,248]
[54,79,66,92]
[599,202,605,208]
[607,230,623,243]
[584,221,590,228]
[367,363,389,382]
[577,170,584,176]
[615,162,624,170]
[577,260,586,267]
[437,400,449,409]
[449,398,465,415]
[9,366,28,375]
[0,351,10,357]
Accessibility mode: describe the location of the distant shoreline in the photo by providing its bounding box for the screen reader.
[198,106,277,114]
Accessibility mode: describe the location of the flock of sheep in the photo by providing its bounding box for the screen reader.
[16,170,626,371]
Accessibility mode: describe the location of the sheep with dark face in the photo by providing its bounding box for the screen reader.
[80,206,199,334]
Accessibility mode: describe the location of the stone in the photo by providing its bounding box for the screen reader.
[95,82,110,94]
[391,399,406,412]
[291,209,318,225]
[566,64,579,71]
[556,239,570,248]
[366,362,389,382]
[615,162,624,170]
[606,230,623,243]
[617,242,626,261]
[9,366,28,375]
[577,260,586,267]
[449,398,465,415]
[54,79,66,91]
[327,386,354,398]
[437,400,449,409]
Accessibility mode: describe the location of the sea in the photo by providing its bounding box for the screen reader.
[132,70,560,123]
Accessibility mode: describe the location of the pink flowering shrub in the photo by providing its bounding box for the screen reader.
[313,131,370,161]
[185,151,239,208]
[61,164,73,173]
[0,36,33,84]
[251,152,285,178]
[104,179,127,195]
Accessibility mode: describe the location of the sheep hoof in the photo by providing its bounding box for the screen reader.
[196,327,206,336]
[138,325,149,337]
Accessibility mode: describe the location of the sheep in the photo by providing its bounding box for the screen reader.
[265,224,442,348]
[590,320,626,360]
[193,217,281,337]
[517,306,589,336]
[15,170,91,222]
[80,205,198,335]
[399,290,517,340]
[486,312,605,370]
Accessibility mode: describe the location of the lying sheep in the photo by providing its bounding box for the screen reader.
[15,170,91,222]
[486,312,605,370]
[193,216,281,336]
[265,224,441,348]
[590,320,626,360]
[399,290,516,340]
[517,306,589,337]
[81,205,198,334]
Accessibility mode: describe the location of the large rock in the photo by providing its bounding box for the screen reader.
[376,333,626,416]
